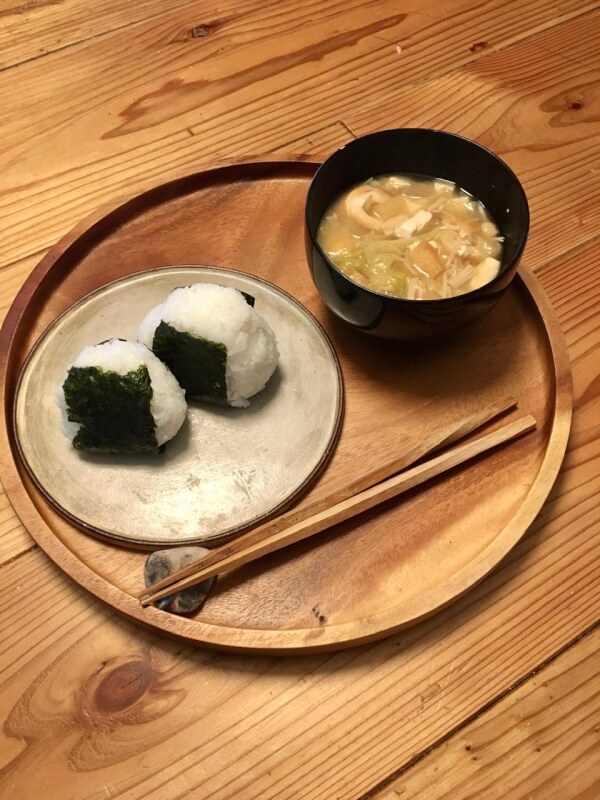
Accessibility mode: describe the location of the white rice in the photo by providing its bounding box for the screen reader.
[138,283,279,407]
[138,303,165,351]
[56,339,187,446]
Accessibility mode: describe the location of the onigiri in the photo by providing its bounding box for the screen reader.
[138,283,279,408]
[56,338,187,453]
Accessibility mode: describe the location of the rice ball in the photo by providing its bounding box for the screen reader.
[56,338,187,453]
[139,283,279,408]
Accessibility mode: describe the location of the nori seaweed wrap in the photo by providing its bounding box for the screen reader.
[56,339,187,453]
[139,284,279,408]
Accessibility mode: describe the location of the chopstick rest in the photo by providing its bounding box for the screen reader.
[143,546,214,614]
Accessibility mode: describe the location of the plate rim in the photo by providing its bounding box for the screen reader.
[12,264,344,548]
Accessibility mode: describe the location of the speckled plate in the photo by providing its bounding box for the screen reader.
[14,266,343,547]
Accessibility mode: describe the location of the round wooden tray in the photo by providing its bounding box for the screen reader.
[0,158,572,653]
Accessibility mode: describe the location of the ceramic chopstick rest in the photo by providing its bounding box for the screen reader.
[143,546,214,614]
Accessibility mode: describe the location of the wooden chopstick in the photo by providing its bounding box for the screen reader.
[138,396,516,604]
[140,411,535,608]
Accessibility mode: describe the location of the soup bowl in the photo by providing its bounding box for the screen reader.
[305,128,530,340]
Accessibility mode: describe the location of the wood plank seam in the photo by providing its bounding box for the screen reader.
[340,119,358,138]
[0,248,47,276]
[264,121,356,153]
[535,41,598,73]
[0,25,132,75]
[1,14,597,271]
[3,167,594,291]
[534,12,600,73]
[0,215,594,299]
[1,1,595,81]
[369,2,599,82]
[0,0,400,77]
[357,618,600,800]
[534,232,600,279]
[0,543,38,570]
[365,628,600,799]
[0,3,209,75]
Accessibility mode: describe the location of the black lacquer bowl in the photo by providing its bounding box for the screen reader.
[305,129,530,340]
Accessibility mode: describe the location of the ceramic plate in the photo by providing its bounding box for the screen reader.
[14,266,343,547]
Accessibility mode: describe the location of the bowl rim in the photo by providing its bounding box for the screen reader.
[305,127,530,306]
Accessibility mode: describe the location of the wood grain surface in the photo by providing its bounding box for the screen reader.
[0,0,599,796]
[373,626,600,800]
[0,0,596,270]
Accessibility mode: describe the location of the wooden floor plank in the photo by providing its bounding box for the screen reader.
[2,0,590,72]
[372,626,600,800]
[0,241,597,799]
[0,2,594,270]
[0,253,41,325]
[344,11,600,273]
[0,254,42,566]
[0,492,32,566]
[533,5,600,72]
[0,0,408,268]
[268,121,354,157]
[0,0,264,71]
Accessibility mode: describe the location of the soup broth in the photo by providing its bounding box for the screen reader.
[317,174,503,299]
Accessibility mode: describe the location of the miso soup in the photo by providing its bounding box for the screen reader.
[317,174,503,300]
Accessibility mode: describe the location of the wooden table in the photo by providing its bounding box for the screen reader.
[1,1,599,797]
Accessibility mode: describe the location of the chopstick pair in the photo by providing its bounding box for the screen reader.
[139,397,535,608]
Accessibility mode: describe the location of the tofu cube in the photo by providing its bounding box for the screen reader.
[397,210,432,236]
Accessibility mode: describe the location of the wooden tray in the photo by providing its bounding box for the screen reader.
[0,158,572,653]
